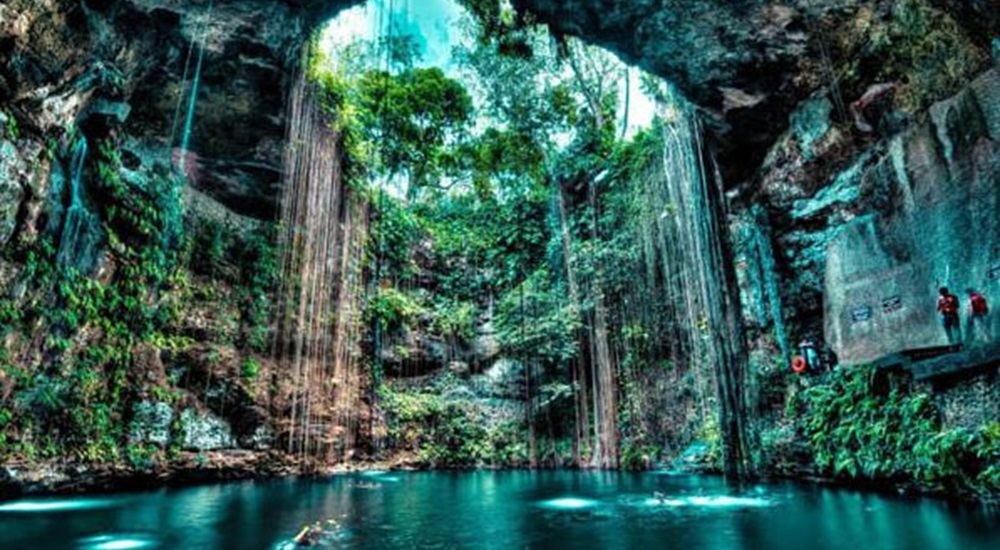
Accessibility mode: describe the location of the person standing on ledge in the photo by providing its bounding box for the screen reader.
[966,288,990,345]
[937,287,961,347]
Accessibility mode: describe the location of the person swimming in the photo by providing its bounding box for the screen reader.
[292,519,342,547]
[293,523,324,547]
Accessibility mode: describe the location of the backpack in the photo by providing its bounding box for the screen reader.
[941,294,959,315]
[971,294,988,315]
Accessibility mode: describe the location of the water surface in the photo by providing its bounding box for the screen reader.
[0,471,996,549]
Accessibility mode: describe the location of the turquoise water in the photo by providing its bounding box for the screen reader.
[0,471,996,549]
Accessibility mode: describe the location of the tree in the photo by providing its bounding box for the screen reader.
[358,67,474,197]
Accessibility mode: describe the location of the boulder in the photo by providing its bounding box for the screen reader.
[180,408,236,451]
[129,401,174,446]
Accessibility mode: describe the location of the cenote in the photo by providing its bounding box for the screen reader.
[1,0,998,548]
[1,472,998,549]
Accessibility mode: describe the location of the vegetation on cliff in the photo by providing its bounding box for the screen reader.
[0,0,994,505]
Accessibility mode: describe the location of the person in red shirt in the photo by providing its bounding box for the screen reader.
[966,288,990,344]
[937,287,961,346]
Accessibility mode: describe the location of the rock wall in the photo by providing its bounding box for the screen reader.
[923,371,1000,431]
[1,0,996,481]
[0,0,355,219]
[822,69,999,364]
[515,0,994,183]
[742,63,999,365]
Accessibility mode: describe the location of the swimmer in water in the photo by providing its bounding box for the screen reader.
[652,491,667,503]
[293,522,324,547]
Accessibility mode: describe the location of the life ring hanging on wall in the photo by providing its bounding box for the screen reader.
[792,356,808,374]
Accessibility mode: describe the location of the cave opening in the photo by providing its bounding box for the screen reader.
[269,0,755,474]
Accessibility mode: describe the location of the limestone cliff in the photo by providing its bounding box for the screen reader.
[1,0,357,219]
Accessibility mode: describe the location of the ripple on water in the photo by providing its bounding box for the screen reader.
[0,498,119,513]
[77,534,159,550]
[538,497,600,511]
[357,471,401,482]
[637,495,772,508]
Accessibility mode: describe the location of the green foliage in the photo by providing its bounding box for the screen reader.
[790,367,998,496]
[457,0,535,58]
[180,216,276,351]
[415,188,549,301]
[366,287,426,331]
[357,67,473,194]
[126,444,159,470]
[428,299,476,342]
[1,110,18,140]
[495,269,580,365]
[0,406,12,452]
[378,384,527,467]
[189,218,231,278]
[0,298,20,333]
[0,139,191,463]
[306,5,728,476]
[368,193,422,280]
[620,441,658,471]
[241,357,261,383]
[697,416,723,468]
[236,223,279,352]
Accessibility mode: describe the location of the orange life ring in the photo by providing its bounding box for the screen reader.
[792,355,808,374]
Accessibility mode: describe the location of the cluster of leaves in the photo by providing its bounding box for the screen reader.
[415,188,550,300]
[186,216,279,353]
[457,0,537,58]
[96,142,185,337]
[789,367,998,497]
[356,67,473,193]
[1,109,18,140]
[495,268,580,365]
[378,385,527,467]
[367,193,422,281]
[234,224,279,352]
[365,286,426,331]
[428,299,476,342]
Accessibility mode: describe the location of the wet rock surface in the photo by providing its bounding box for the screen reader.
[128,401,174,446]
[180,408,236,451]
[738,67,999,361]
[822,69,998,364]
[926,370,1000,430]
[0,451,310,498]
[0,0,357,218]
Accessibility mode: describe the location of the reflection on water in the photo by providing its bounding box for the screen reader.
[632,494,773,508]
[0,471,996,549]
[0,498,120,513]
[77,533,159,550]
[538,496,600,510]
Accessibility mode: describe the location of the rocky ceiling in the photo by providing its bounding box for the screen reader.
[1,0,995,217]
